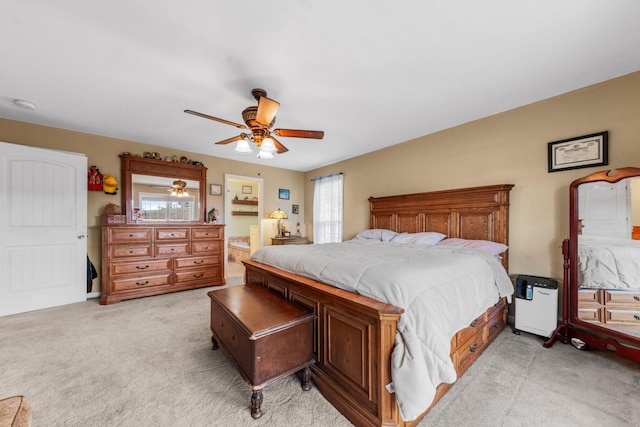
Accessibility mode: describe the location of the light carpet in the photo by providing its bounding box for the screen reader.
[1,286,639,427]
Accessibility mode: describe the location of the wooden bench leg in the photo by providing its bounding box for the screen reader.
[301,365,312,391]
[250,389,263,419]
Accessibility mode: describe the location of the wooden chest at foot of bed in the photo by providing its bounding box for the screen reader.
[208,285,316,419]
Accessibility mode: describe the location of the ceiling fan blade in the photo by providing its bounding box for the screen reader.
[215,134,246,145]
[255,97,280,127]
[273,128,324,139]
[270,136,289,154]
[184,109,247,129]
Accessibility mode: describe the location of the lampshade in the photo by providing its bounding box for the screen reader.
[257,150,274,160]
[269,208,288,220]
[234,140,253,154]
[261,138,277,152]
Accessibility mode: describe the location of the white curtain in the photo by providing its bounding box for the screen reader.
[313,173,343,244]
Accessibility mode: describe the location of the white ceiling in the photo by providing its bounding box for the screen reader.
[2,1,640,172]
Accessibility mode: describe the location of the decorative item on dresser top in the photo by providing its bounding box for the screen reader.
[100,155,225,304]
[545,167,640,362]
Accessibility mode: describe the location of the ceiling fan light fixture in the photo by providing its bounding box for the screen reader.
[234,140,253,154]
[261,138,277,153]
[257,150,274,160]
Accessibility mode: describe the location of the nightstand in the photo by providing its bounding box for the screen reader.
[271,236,310,245]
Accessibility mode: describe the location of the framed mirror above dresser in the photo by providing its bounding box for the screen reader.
[546,167,640,361]
[99,155,225,304]
[120,154,207,223]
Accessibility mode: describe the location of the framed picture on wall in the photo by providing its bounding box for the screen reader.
[279,188,290,200]
[292,204,299,214]
[548,131,608,172]
[210,184,222,196]
[242,185,252,194]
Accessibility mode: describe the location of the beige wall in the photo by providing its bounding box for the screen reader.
[0,120,306,291]
[304,71,640,286]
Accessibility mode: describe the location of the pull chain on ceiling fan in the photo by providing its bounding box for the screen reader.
[185,88,324,158]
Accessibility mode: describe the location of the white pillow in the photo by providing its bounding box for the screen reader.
[391,232,447,246]
[355,229,398,241]
[437,238,508,256]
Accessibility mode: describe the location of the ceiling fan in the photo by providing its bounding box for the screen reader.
[185,88,324,156]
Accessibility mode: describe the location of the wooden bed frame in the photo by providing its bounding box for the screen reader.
[243,184,514,427]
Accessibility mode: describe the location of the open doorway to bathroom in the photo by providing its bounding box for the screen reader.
[224,174,264,285]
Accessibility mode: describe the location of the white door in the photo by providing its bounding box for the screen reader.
[0,141,87,316]
[578,180,630,239]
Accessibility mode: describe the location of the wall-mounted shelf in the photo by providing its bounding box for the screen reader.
[232,199,258,205]
[232,211,258,216]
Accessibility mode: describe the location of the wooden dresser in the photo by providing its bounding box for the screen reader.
[578,288,640,331]
[100,222,225,304]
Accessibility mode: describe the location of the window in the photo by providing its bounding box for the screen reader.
[313,173,343,243]
[138,193,196,221]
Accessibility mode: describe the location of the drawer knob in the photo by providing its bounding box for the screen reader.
[193,273,204,279]
[203,246,209,250]
[129,250,134,254]
[136,265,150,270]
[634,314,640,321]
[634,296,640,302]
[135,281,149,286]
[193,260,204,265]
[129,234,134,237]
[469,342,478,353]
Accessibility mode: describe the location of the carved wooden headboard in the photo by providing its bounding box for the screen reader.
[368,184,514,269]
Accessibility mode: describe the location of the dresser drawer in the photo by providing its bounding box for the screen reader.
[109,228,152,243]
[604,290,640,306]
[453,331,486,374]
[110,258,171,276]
[111,273,172,292]
[111,244,153,258]
[174,255,220,270]
[579,289,602,303]
[193,228,222,240]
[454,313,486,347]
[605,308,640,325]
[192,240,222,255]
[578,307,604,323]
[174,267,222,284]
[155,243,190,256]
[156,228,190,241]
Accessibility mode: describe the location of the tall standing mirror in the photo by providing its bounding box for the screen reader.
[550,167,640,361]
[120,155,207,223]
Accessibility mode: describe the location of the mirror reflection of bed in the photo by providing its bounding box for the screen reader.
[576,174,640,339]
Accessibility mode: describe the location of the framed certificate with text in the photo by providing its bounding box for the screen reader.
[548,131,608,172]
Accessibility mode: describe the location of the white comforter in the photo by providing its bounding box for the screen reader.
[578,236,640,289]
[250,239,514,421]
